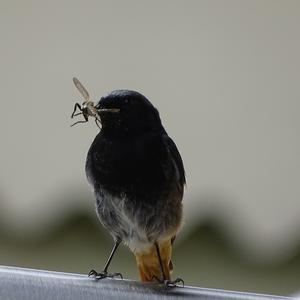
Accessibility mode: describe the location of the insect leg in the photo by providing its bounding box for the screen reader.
[95,118,101,129]
[72,112,83,117]
[71,103,82,118]
[70,120,88,127]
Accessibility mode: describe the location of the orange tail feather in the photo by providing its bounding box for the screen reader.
[134,239,173,282]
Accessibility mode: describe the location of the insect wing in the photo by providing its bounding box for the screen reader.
[73,77,90,101]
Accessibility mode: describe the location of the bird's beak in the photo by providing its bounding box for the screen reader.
[98,108,120,113]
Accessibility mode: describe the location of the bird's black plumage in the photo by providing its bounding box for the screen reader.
[85,90,185,281]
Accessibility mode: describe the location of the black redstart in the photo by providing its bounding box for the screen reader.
[84,89,185,284]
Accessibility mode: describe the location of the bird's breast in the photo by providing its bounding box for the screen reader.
[86,132,173,199]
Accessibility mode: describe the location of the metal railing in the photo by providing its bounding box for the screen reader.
[0,265,295,299]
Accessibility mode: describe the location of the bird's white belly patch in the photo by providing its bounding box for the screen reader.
[96,191,153,252]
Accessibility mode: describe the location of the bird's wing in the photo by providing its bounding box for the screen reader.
[163,135,186,188]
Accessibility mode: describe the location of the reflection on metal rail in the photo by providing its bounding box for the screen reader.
[0,265,294,300]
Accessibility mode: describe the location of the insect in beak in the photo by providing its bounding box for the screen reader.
[71,77,119,128]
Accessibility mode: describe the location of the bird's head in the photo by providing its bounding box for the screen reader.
[96,90,164,137]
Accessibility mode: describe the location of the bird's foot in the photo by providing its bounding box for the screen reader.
[152,275,184,287]
[88,269,123,280]
[164,277,184,287]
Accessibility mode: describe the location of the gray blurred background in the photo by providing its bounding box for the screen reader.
[0,0,300,297]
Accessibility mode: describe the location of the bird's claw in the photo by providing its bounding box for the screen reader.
[164,277,184,287]
[88,269,123,280]
[151,275,184,287]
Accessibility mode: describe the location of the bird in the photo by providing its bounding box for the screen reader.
[85,89,185,284]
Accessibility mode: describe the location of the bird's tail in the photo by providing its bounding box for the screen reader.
[134,239,173,282]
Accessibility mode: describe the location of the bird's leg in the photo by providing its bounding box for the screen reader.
[154,242,184,287]
[71,103,82,118]
[89,240,123,280]
[155,242,167,280]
